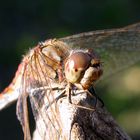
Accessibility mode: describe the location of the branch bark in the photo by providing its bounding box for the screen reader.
[30,87,131,140]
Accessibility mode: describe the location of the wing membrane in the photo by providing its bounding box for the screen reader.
[60,23,140,83]
[16,40,69,140]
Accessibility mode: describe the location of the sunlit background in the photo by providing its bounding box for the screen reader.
[0,0,140,140]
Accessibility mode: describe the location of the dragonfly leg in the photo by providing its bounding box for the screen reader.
[88,86,104,108]
[68,98,95,111]
[45,89,66,109]
[71,103,95,111]
[66,83,95,111]
[67,83,72,103]
[86,89,97,109]
[97,95,104,108]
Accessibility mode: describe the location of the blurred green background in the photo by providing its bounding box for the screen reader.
[0,0,140,140]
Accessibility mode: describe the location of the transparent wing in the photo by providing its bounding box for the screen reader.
[16,40,69,140]
[60,23,140,84]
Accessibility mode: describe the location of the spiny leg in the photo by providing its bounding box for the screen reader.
[66,83,72,104]
[45,89,66,109]
[66,83,95,111]
[88,86,104,108]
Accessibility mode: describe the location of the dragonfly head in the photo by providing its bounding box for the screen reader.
[65,50,103,89]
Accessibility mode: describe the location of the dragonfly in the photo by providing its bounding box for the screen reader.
[0,22,140,140]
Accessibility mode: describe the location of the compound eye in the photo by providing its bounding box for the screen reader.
[65,51,91,83]
[70,52,91,70]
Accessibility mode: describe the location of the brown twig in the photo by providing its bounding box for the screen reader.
[31,88,131,140]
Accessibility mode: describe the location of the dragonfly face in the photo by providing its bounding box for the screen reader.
[65,50,103,89]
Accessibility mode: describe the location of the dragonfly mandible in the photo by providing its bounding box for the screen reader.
[0,22,140,140]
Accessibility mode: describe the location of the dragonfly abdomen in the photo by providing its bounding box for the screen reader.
[0,59,26,110]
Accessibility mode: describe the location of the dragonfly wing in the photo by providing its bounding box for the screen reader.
[60,23,140,83]
[16,40,69,140]
[29,85,66,140]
